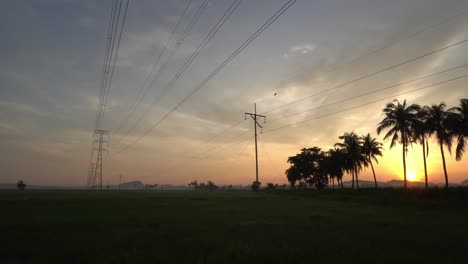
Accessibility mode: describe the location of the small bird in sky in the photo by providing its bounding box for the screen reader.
[274,92,277,96]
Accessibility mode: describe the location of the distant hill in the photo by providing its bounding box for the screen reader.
[385,180,427,188]
[460,180,468,186]
[341,179,449,188]
[342,180,377,188]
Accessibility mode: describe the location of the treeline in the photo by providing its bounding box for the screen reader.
[188,180,219,191]
[285,99,467,190]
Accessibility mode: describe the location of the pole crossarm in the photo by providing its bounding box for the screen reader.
[245,113,266,131]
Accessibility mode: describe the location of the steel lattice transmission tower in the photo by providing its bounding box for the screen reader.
[92,129,109,191]
[245,103,266,186]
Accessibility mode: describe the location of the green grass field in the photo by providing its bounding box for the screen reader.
[1,189,468,263]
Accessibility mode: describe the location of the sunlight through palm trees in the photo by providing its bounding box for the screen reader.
[377,100,420,191]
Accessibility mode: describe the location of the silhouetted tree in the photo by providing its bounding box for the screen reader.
[206,181,218,191]
[448,99,468,161]
[16,180,26,190]
[285,166,299,188]
[285,148,316,188]
[265,183,276,191]
[188,181,198,189]
[145,184,158,190]
[361,133,383,188]
[335,132,367,189]
[323,148,346,189]
[285,147,328,189]
[412,106,431,189]
[426,103,452,189]
[377,100,420,190]
[251,181,261,191]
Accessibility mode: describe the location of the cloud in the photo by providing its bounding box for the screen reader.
[0,122,22,136]
[290,43,316,54]
[0,101,47,117]
[283,43,317,59]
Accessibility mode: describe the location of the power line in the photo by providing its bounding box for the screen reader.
[112,0,194,134]
[114,0,210,144]
[263,73,468,134]
[197,39,468,154]
[113,0,297,155]
[254,7,468,102]
[89,0,118,174]
[199,130,251,159]
[268,63,468,123]
[261,38,468,115]
[96,0,124,130]
[90,0,121,174]
[204,119,246,144]
[95,0,119,130]
[88,0,130,188]
[115,0,242,145]
[203,72,468,158]
[196,12,468,149]
[161,0,243,100]
[196,62,468,156]
[99,0,130,129]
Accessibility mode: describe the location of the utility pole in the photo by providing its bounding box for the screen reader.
[245,103,266,185]
[92,129,109,191]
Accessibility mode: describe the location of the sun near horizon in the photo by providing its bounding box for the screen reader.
[0,0,467,187]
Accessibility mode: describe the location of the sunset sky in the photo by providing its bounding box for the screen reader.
[1,0,467,186]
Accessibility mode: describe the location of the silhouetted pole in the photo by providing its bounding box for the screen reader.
[245,103,266,184]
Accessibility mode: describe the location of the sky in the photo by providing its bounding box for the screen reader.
[1,0,467,186]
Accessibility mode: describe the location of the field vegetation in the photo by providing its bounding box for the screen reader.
[1,189,468,263]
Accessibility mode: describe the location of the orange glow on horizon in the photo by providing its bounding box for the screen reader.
[407,170,418,182]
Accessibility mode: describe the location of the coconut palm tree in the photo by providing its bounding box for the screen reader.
[426,103,452,189]
[377,100,420,190]
[318,153,332,189]
[361,133,383,188]
[448,99,468,161]
[412,107,431,189]
[326,148,346,189]
[335,132,367,189]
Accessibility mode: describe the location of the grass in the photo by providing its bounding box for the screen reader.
[1,188,468,263]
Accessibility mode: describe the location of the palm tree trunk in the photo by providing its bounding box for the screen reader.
[439,141,449,189]
[422,138,428,190]
[351,170,355,189]
[369,156,377,189]
[402,140,407,191]
[355,166,359,189]
[332,178,334,190]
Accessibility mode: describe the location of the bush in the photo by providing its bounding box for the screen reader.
[16,180,26,190]
[265,183,277,191]
[189,180,218,191]
[251,181,261,192]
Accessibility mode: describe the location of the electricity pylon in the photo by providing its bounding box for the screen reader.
[92,129,109,191]
[245,103,266,184]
